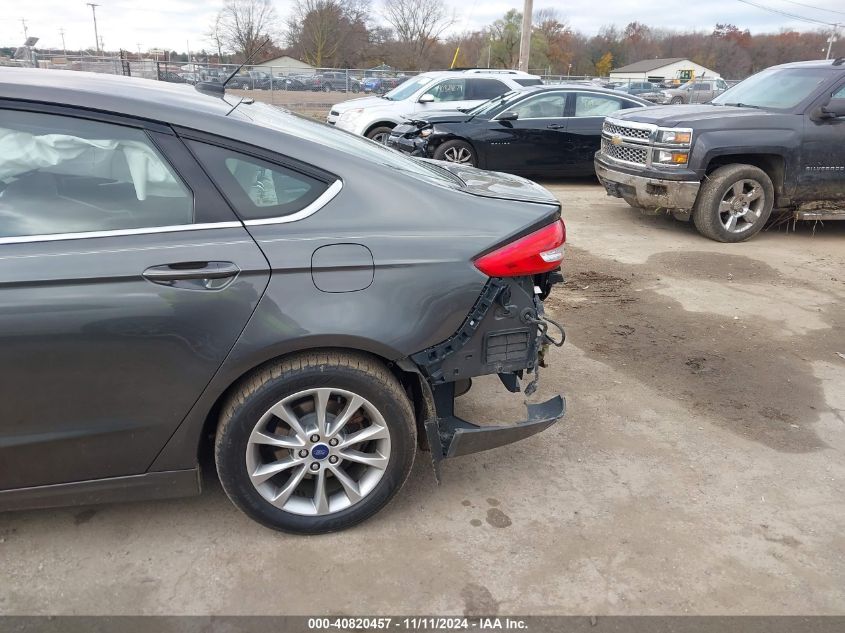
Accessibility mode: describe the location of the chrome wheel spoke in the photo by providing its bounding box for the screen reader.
[339,449,388,469]
[330,464,362,504]
[328,394,363,437]
[724,214,738,231]
[314,388,332,436]
[251,456,302,485]
[339,423,389,448]
[268,402,308,440]
[270,464,308,508]
[732,181,745,198]
[747,188,762,202]
[313,468,330,514]
[249,429,304,449]
[719,201,733,213]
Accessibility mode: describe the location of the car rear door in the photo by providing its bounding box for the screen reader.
[561,91,637,173]
[0,106,270,490]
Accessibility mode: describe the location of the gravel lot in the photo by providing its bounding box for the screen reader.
[1,181,844,615]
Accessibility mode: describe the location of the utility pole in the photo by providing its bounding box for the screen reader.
[21,18,28,40]
[827,24,841,60]
[87,3,101,55]
[517,0,533,72]
[60,28,67,56]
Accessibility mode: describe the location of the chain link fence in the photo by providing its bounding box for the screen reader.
[4,54,681,118]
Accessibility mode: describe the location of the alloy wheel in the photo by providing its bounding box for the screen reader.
[245,388,391,516]
[443,146,474,164]
[718,179,766,233]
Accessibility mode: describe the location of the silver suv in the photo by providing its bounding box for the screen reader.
[328,69,543,143]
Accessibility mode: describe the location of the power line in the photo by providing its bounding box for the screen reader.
[736,0,839,27]
[771,0,845,18]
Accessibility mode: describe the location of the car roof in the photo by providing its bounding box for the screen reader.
[417,69,540,80]
[512,83,650,99]
[1,67,238,127]
[771,59,845,71]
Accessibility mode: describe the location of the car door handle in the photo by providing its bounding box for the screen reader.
[143,261,240,282]
[546,124,565,129]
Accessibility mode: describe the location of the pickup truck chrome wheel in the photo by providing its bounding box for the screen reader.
[245,387,391,516]
[692,164,774,243]
[718,179,766,233]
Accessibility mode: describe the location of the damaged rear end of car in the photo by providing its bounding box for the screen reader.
[401,161,567,476]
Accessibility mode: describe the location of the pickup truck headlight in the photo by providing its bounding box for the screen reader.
[656,129,692,144]
[653,149,689,166]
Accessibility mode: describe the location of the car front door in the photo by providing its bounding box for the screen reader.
[562,92,632,173]
[799,82,845,202]
[482,91,569,174]
[0,107,271,490]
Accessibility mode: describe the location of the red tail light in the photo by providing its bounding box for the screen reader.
[474,219,566,277]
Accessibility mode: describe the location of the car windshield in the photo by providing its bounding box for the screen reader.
[382,76,435,101]
[711,67,833,109]
[234,102,464,188]
[466,90,523,116]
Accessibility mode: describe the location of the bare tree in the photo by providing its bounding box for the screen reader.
[382,0,454,68]
[287,0,370,67]
[214,0,279,62]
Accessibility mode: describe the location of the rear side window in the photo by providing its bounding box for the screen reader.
[188,142,329,221]
[0,109,193,239]
[514,78,543,86]
[467,78,509,100]
[574,93,624,117]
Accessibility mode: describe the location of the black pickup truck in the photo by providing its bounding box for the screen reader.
[594,59,845,242]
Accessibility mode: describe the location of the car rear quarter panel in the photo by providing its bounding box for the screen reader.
[151,128,560,471]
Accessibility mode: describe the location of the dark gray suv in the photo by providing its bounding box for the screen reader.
[0,68,566,533]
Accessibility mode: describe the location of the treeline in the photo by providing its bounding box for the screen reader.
[208,0,843,78]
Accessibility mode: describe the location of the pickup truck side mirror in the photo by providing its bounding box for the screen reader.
[820,98,845,119]
[497,111,519,121]
[418,93,435,104]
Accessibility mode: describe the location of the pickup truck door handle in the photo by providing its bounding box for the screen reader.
[546,123,565,129]
[143,261,240,283]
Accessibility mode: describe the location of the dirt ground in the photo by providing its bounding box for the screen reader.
[227,88,359,119]
[1,182,844,615]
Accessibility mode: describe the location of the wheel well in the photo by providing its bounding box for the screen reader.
[196,347,429,467]
[364,121,396,136]
[706,154,786,196]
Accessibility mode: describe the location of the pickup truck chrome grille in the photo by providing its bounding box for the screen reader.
[600,138,648,165]
[603,121,652,142]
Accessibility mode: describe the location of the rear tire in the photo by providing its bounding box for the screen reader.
[433,139,477,167]
[215,351,417,534]
[670,97,683,104]
[692,164,774,243]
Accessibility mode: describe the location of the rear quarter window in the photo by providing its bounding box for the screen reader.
[188,141,331,221]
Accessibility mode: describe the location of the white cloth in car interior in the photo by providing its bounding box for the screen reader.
[0,128,178,200]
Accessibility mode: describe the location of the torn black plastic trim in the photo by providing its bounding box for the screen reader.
[424,381,566,480]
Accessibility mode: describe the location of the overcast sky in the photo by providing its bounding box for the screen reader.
[1,0,842,53]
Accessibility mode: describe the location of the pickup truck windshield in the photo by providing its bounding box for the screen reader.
[711,68,832,110]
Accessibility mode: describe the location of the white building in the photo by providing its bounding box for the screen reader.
[609,58,720,83]
[254,55,315,74]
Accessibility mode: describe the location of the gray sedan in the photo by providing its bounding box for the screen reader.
[0,68,566,534]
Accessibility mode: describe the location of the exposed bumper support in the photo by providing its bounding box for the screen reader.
[424,382,566,480]
[595,158,700,211]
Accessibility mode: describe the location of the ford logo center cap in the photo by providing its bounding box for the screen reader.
[312,444,330,460]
